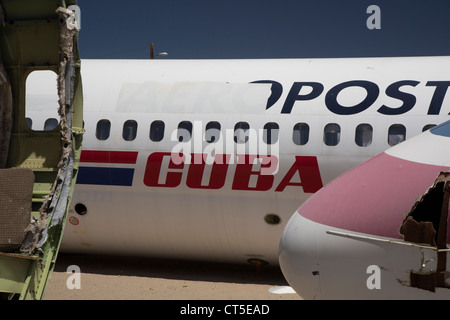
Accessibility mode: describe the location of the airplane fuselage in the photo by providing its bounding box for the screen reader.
[25,57,450,264]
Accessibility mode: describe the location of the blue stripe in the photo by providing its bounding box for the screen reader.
[77,167,135,186]
[430,120,450,137]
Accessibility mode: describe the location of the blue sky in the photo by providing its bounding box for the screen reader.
[76,0,450,59]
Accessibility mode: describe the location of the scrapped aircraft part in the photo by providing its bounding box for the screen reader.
[0,0,83,300]
[399,171,450,292]
[21,6,78,254]
[0,59,11,169]
[0,168,34,252]
[400,217,436,247]
[320,172,450,295]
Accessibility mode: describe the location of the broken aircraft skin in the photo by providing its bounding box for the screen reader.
[0,0,83,300]
[280,120,450,299]
[399,172,450,293]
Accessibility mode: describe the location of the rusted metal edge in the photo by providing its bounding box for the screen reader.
[20,6,78,254]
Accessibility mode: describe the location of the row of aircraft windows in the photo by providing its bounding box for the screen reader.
[26,117,436,148]
[94,119,437,148]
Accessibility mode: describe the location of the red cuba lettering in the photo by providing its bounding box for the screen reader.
[232,154,275,191]
[275,156,323,192]
[143,152,184,187]
[186,154,230,189]
[142,152,322,194]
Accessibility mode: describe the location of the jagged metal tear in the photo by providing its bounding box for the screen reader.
[21,7,77,253]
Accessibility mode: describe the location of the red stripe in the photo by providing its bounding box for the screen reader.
[80,150,138,164]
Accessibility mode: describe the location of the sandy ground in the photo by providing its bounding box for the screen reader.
[44,253,302,300]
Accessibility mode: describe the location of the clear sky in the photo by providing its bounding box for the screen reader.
[76,0,450,60]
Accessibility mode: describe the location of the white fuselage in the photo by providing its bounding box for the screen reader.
[25,57,450,264]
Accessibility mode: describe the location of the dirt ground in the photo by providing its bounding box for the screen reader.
[44,253,302,300]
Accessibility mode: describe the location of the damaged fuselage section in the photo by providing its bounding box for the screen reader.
[399,172,450,292]
[321,170,450,299]
[0,0,83,300]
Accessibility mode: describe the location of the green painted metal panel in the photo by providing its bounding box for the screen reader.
[0,0,83,299]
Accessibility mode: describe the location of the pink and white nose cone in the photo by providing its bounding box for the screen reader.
[279,121,450,299]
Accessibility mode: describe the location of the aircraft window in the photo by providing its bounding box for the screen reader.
[178,121,192,142]
[324,123,341,146]
[423,124,436,132]
[293,123,309,145]
[388,124,406,146]
[123,120,138,141]
[234,122,250,143]
[355,124,373,147]
[44,118,58,131]
[25,117,33,130]
[263,122,279,144]
[96,119,111,141]
[150,120,165,142]
[205,121,221,143]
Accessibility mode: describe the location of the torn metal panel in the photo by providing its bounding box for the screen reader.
[323,172,450,296]
[0,0,83,300]
[399,171,450,292]
[20,6,78,254]
[400,217,436,246]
